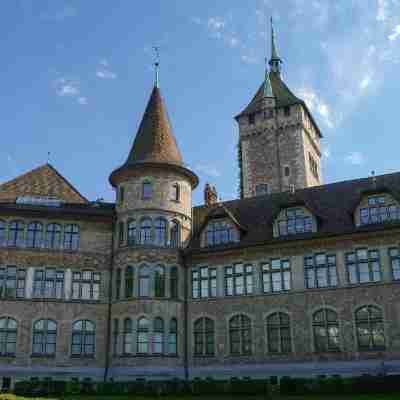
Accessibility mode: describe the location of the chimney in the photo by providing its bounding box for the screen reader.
[204,183,218,207]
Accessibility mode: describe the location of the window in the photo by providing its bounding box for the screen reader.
[154,265,165,298]
[139,265,150,297]
[168,318,177,355]
[8,221,25,247]
[346,249,381,284]
[359,195,400,225]
[194,317,214,356]
[118,186,125,205]
[115,268,121,300]
[309,153,319,179]
[225,264,253,296]
[205,220,239,247]
[284,106,291,116]
[27,222,43,248]
[0,220,6,247]
[284,166,290,177]
[71,320,95,357]
[118,222,124,247]
[170,266,178,299]
[261,259,291,293]
[248,113,255,125]
[313,309,340,352]
[32,320,57,356]
[113,319,119,355]
[278,208,313,236]
[264,109,274,119]
[192,267,217,299]
[125,266,134,298]
[154,218,167,247]
[140,218,152,245]
[137,317,149,354]
[123,318,134,355]
[72,271,101,300]
[171,183,180,202]
[229,315,251,355]
[305,254,337,289]
[0,318,17,356]
[33,269,64,299]
[0,266,25,298]
[153,318,164,354]
[355,306,385,351]
[170,220,180,248]
[63,224,80,251]
[45,224,61,249]
[266,312,291,353]
[127,220,136,245]
[255,184,269,196]
[142,181,153,200]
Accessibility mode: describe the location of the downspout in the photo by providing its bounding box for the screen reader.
[103,218,115,382]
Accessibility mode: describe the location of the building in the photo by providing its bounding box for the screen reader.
[1,24,400,388]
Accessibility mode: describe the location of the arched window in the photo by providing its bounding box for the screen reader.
[154,265,165,298]
[266,312,292,353]
[170,220,180,248]
[71,320,95,357]
[125,266,134,298]
[118,222,125,247]
[168,318,177,355]
[194,317,214,356]
[0,220,6,246]
[140,218,152,245]
[313,309,340,352]
[127,220,136,246]
[32,319,57,356]
[139,265,150,297]
[27,222,43,248]
[64,224,80,251]
[171,183,180,202]
[153,317,164,354]
[170,266,178,299]
[46,223,61,249]
[229,314,251,355]
[115,268,122,300]
[0,318,17,356]
[123,318,134,355]
[8,221,25,247]
[355,305,385,350]
[154,218,167,247]
[137,317,149,354]
[113,319,119,355]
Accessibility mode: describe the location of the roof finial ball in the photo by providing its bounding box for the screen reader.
[371,170,377,188]
[153,46,160,88]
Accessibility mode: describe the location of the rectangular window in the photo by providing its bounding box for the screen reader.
[389,248,400,280]
[261,259,291,293]
[192,267,217,298]
[248,113,255,125]
[278,208,313,236]
[33,269,64,299]
[255,184,269,196]
[346,249,381,284]
[308,153,319,179]
[72,271,101,300]
[0,266,25,298]
[142,182,153,199]
[284,106,290,116]
[360,196,400,225]
[305,254,337,289]
[225,264,253,296]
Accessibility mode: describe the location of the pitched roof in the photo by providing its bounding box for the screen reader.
[0,164,88,204]
[125,86,183,166]
[189,171,400,252]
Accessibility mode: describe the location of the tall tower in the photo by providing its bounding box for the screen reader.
[236,20,323,198]
[108,65,198,379]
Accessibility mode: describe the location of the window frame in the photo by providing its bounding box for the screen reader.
[277,208,313,236]
[123,318,134,355]
[154,265,165,298]
[266,312,292,354]
[355,305,385,351]
[27,222,43,248]
[8,220,25,247]
[63,224,80,251]
[225,264,253,296]
[142,181,153,200]
[312,309,340,353]
[138,265,150,297]
[192,266,217,299]
[0,317,17,357]
[71,270,101,301]
[229,314,252,356]
[0,266,26,299]
[33,268,64,299]
[304,254,338,289]
[32,319,57,357]
[194,317,215,357]
[261,259,291,293]
[137,317,150,354]
[45,223,62,250]
[71,320,96,358]
[345,249,381,285]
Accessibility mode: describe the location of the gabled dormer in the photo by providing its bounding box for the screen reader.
[273,205,317,238]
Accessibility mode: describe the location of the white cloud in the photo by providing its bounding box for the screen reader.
[389,25,400,41]
[96,60,117,80]
[345,151,366,165]
[195,164,221,178]
[376,0,387,21]
[360,75,372,91]
[207,17,226,34]
[53,77,87,105]
[322,147,331,159]
[241,54,259,64]
[77,97,87,105]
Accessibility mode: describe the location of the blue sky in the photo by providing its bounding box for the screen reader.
[1,0,400,205]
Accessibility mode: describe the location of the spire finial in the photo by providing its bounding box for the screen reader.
[153,46,160,88]
[269,17,282,75]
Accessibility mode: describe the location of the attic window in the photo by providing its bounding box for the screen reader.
[278,208,313,236]
[360,195,400,225]
[16,197,63,207]
[248,113,255,125]
[205,220,239,247]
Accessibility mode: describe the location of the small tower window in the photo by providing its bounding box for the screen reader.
[255,184,269,196]
[142,181,153,200]
[284,106,291,117]
[284,166,290,177]
[118,186,125,205]
[171,183,180,202]
[264,109,274,119]
[248,113,255,125]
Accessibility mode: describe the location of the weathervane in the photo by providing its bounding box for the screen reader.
[153,46,160,88]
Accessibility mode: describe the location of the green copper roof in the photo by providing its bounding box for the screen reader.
[263,68,274,98]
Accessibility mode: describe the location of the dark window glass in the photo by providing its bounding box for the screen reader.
[140,218,152,245]
[0,220,6,247]
[266,312,292,353]
[168,318,177,355]
[123,318,134,355]
[113,319,119,355]
[8,221,25,247]
[278,208,313,236]
[313,309,340,352]
[206,220,239,247]
[261,259,291,293]
[170,220,180,248]
[284,166,290,177]
[192,266,217,298]
[115,268,121,300]
[248,113,255,125]
[346,249,381,284]
[153,317,164,354]
[170,266,178,299]
[137,317,149,354]
[154,265,165,298]
[118,222,124,247]
[32,320,57,356]
[154,218,167,247]
[63,224,79,251]
[125,266,134,298]
[72,270,100,300]
[33,268,64,299]
[142,182,153,199]
[0,318,17,356]
[0,266,25,298]
[355,306,385,351]
[194,317,215,356]
[309,153,319,179]
[71,320,95,357]
[229,314,251,355]
[264,109,274,119]
[127,220,136,245]
[171,183,180,202]
[284,106,290,116]
[359,195,400,225]
[46,224,61,249]
[139,265,150,297]
[305,254,337,289]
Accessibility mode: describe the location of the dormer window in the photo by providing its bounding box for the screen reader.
[204,220,239,247]
[142,181,153,200]
[278,207,313,236]
[359,195,400,225]
[248,113,255,125]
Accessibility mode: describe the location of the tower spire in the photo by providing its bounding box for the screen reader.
[153,46,160,88]
[269,17,282,75]
[263,58,273,98]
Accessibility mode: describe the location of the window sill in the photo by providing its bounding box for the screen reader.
[31,354,55,358]
[70,355,95,359]
[194,354,216,358]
